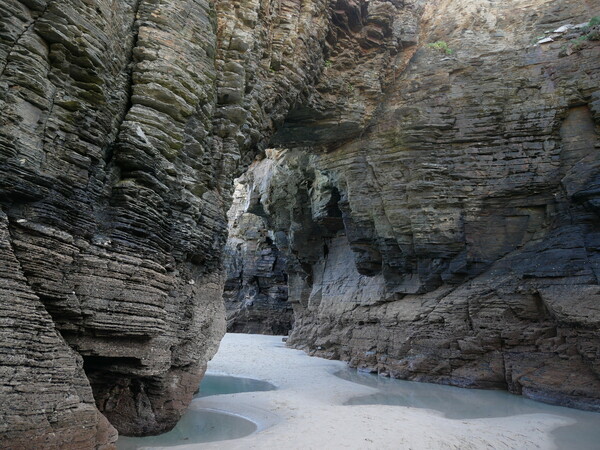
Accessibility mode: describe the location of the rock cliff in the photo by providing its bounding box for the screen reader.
[1,0,330,447]
[237,2,600,412]
[1,0,227,445]
[223,174,293,335]
[1,0,599,447]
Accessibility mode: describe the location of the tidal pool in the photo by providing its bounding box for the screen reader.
[117,408,257,449]
[337,369,600,450]
[117,374,276,449]
[195,374,276,397]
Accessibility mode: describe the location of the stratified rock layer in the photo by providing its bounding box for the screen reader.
[1,0,600,447]
[0,211,117,449]
[242,2,600,412]
[0,0,331,446]
[223,170,293,335]
[0,0,227,444]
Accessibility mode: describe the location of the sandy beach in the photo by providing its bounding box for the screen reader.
[154,333,570,450]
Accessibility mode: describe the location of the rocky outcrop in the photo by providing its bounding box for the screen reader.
[223,171,293,335]
[239,3,600,412]
[0,0,227,444]
[0,211,117,449]
[0,0,332,446]
[2,0,599,447]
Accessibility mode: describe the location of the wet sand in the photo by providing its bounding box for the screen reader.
[167,333,569,450]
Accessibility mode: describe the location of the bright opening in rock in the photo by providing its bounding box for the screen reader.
[223,166,294,335]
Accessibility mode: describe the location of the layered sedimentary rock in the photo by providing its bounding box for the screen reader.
[0,0,331,446]
[223,173,293,335]
[0,0,227,444]
[239,2,600,412]
[2,0,600,447]
[0,211,117,449]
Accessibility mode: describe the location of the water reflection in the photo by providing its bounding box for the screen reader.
[118,374,276,448]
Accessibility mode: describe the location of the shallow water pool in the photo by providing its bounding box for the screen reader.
[337,368,600,450]
[117,408,256,449]
[196,374,276,397]
[117,374,276,449]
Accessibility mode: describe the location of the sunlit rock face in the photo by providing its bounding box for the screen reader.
[223,176,293,335]
[1,0,599,447]
[237,1,600,412]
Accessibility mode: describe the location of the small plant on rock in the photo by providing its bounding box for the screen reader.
[571,35,589,50]
[562,16,600,55]
[587,16,600,41]
[581,16,600,40]
[427,41,453,55]
[343,82,355,94]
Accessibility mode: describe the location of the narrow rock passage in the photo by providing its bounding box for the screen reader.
[2,2,600,446]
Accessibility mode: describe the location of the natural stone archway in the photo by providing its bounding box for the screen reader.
[227,2,600,412]
[0,0,404,446]
[1,0,600,448]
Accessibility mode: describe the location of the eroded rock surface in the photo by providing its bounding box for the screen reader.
[0,211,117,449]
[0,0,331,446]
[1,0,600,447]
[0,0,227,444]
[223,173,293,335]
[239,2,600,412]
